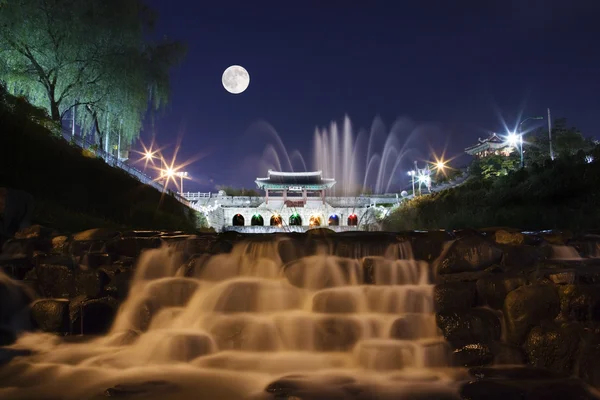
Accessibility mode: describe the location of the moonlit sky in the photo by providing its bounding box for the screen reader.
[138,0,600,192]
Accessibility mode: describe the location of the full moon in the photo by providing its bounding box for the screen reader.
[222,65,250,94]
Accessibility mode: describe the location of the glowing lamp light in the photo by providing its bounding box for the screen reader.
[407,170,416,176]
[436,161,446,171]
[506,133,519,147]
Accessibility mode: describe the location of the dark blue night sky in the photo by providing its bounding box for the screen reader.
[139,0,600,192]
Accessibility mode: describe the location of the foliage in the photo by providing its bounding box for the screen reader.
[433,168,464,184]
[470,153,520,179]
[0,0,186,151]
[217,186,262,197]
[384,150,600,231]
[0,100,199,232]
[525,118,595,165]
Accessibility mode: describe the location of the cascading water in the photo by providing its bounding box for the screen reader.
[0,238,460,400]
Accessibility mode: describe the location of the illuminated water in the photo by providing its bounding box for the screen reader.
[0,238,462,400]
[260,116,428,195]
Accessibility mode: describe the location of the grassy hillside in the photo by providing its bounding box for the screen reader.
[0,89,199,233]
[384,151,600,231]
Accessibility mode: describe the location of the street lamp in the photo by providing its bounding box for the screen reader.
[518,116,544,168]
[407,170,416,197]
[175,171,189,194]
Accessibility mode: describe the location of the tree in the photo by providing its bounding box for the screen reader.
[525,119,594,164]
[0,0,186,151]
[469,153,519,180]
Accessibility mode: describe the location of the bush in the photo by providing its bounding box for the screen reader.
[384,154,600,231]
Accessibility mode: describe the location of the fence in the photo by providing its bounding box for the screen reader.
[61,130,190,206]
[181,192,212,200]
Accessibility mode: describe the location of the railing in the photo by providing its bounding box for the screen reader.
[182,192,212,200]
[61,130,190,205]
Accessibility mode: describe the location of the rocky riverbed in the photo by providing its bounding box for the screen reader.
[1,225,600,399]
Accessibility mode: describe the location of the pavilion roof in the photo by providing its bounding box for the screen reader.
[465,133,509,154]
[255,170,336,190]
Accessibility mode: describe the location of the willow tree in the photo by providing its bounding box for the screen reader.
[0,0,185,150]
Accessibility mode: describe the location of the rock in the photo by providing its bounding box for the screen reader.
[82,252,111,268]
[476,275,527,310]
[469,365,566,380]
[541,231,572,246]
[121,230,161,238]
[524,322,582,375]
[452,343,494,367]
[460,380,526,400]
[70,296,119,335]
[72,228,120,242]
[50,235,69,254]
[312,289,359,314]
[578,333,600,389]
[410,230,454,262]
[433,282,478,313]
[315,316,363,351]
[557,285,600,321]
[36,264,109,298]
[1,238,50,257]
[503,285,560,344]
[495,230,525,246]
[30,299,70,334]
[0,256,34,280]
[500,245,543,271]
[490,342,526,365]
[107,237,163,258]
[436,308,501,347]
[104,270,133,300]
[14,225,55,240]
[526,379,599,400]
[437,235,503,275]
[68,240,106,257]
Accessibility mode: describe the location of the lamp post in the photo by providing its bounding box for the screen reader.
[518,116,544,168]
[407,170,416,197]
[175,171,189,194]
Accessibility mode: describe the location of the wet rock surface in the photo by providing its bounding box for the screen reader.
[0,226,599,398]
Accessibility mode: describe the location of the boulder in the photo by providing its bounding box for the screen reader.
[437,235,503,275]
[433,282,478,313]
[557,285,600,321]
[50,235,69,254]
[452,343,494,367]
[30,299,70,334]
[524,322,582,375]
[107,237,163,258]
[0,256,34,280]
[410,230,454,262]
[500,244,544,271]
[436,308,501,347]
[476,275,527,310]
[503,285,560,345]
[36,264,109,298]
[578,332,600,389]
[314,316,363,351]
[81,252,111,268]
[495,230,525,246]
[69,296,119,335]
[72,229,120,242]
[104,270,133,300]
